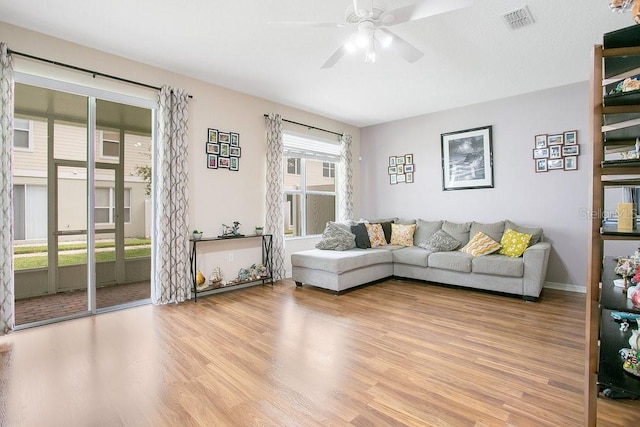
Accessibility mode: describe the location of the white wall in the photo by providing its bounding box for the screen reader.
[1,22,360,281]
[360,82,590,289]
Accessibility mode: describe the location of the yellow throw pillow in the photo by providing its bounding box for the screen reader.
[365,223,387,248]
[498,228,532,258]
[459,231,501,257]
[390,223,416,246]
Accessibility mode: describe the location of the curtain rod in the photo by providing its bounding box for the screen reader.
[263,114,342,137]
[8,49,193,99]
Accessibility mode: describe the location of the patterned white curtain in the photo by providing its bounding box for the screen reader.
[338,132,354,221]
[265,114,286,280]
[0,43,14,334]
[153,86,190,304]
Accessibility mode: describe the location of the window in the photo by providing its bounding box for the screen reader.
[101,130,120,158]
[287,158,300,175]
[95,188,130,224]
[283,133,340,237]
[13,118,31,150]
[322,162,335,178]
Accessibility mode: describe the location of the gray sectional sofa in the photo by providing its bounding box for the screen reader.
[291,219,551,300]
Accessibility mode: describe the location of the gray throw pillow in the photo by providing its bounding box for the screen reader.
[350,223,371,249]
[315,222,356,251]
[442,221,472,246]
[505,220,543,245]
[418,229,460,252]
[414,219,443,245]
[470,221,505,244]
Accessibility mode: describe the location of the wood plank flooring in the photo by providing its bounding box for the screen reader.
[0,279,638,426]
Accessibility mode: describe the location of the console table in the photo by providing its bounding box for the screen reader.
[189,234,273,302]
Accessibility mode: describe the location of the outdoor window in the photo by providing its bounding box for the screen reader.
[283,132,340,237]
[101,130,120,158]
[95,187,130,224]
[13,118,31,150]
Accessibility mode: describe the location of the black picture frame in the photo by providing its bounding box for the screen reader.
[230,133,240,147]
[441,125,494,191]
[208,128,218,143]
[207,154,218,169]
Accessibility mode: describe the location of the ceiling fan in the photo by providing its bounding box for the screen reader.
[272,0,473,68]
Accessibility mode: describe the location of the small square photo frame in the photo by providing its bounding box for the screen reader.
[218,132,230,144]
[220,143,230,157]
[230,133,240,147]
[562,145,580,156]
[535,158,548,173]
[397,164,404,174]
[206,143,219,154]
[548,134,564,145]
[230,157,239,171]
[406,172,414,183]
[549,145,562,159]
[404,164,414,173]
[548,158,564,170]
[230,146,241,157]
[219,157,230,168]
[390,174,397,185]
[389,156,396,167]
[208,128,218,143]
[396,156,405,165]
[397,174,406,183]
[564,156,578,171]
[533,148,549,159]
[388,166,397,174]
[405,154,413,164]
[564,130,577,145]
[535,134,548,148]
[207,154,218,169]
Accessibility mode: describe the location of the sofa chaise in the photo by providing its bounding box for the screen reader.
[291,219,551,301]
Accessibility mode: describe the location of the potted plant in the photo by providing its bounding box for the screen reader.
[255,226,264,235]
[192,229,203,240]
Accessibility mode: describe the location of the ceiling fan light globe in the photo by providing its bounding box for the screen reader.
[375,30,393,48]
[345,40,357,53]
[356,32,370,48]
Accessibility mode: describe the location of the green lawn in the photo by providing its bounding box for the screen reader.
[14,241,151,270]
[14,238,151,254]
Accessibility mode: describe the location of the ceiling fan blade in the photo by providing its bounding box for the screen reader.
[321,44,348,69]
[268,21,348,29]
[379,28,424,63]
[381,0,473,26]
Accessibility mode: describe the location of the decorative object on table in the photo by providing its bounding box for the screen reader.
[195,270,206,289]
[532,130,579,173]
[255,226,264,235]
[615,257,637,292]
[206,128,241,171]
[209,267,223,286]
[441,126,493,190]
[249,263,268,279]
[238,267,251,281]
[219,221,244,238]
[192,229,203,240]
[388,153,414,185]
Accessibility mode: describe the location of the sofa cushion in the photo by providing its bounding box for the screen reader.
[362,217,398,224]
[291,249,392,274]
[505,220,543,245]
[329,220,357,233]
[365,223,387,247]
[470,221,505,244]
[351,223,371,249]
[442,221,472,246]
[499,229,531,258]
[413,219,443,246]
[459,231,501,257]
[391,223,416,246]
[472,254,524,277]
[315,222,356,251]
[392,246,431,267]
[428,251,473,273]
[418,229,460,252]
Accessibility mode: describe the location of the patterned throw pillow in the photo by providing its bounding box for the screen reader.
[315,222,356,251]
[390,223,416,246]
[418,229,460,252]
[365,223,387,247]
[498,228,532,258]
[459,232,501,257]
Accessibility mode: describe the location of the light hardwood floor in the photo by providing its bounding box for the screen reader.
[1,279,638,426]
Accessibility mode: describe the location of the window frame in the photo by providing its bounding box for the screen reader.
[99,129,120,159]
[13,118,33,151]
[95,187,131,224]
[322,162,335,178]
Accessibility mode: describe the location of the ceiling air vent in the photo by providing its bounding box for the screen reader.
[501,6,535,30]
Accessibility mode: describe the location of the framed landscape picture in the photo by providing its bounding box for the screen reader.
[441,125,493,191]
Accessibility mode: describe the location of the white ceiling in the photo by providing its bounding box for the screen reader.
[0,0,636,127]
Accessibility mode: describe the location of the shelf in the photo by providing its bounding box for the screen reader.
[598,309,640,398]
[195,275,272,294]
[603,91,640,109]
[601,257,640,314]
[601,224,640,238]
[190,233,265,242]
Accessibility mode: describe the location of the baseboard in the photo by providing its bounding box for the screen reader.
[544,281,586,293]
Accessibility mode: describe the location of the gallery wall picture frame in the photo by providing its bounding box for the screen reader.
[208,128,218,143]
[207,154,218,169]
[535,134,548,148]
[441,125,493,191]
[562,145,580,156]
[533,148,549,159]
[230,146,241,157]
[218,132,230,143]
[230,132,240,147]
[396,156,405,165]
[397,164,404,174]
[206,143,218,154]
[564,156,578,170]
[549,145,562,159]
[397,174,406,183]
[390,174,397,184]
[535,158,548,173]
[564,130,577,145]
[548,134,564,145]
[388,153,414,184]
[404,164,414,173]
[219,157,230,168]
[389,156,396,167]
[405,154,413,164]
[230,157,239,171]
[548,158,564,170]
[406,172,414,183]
[220,143,230,157]
[388,166,397,174]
